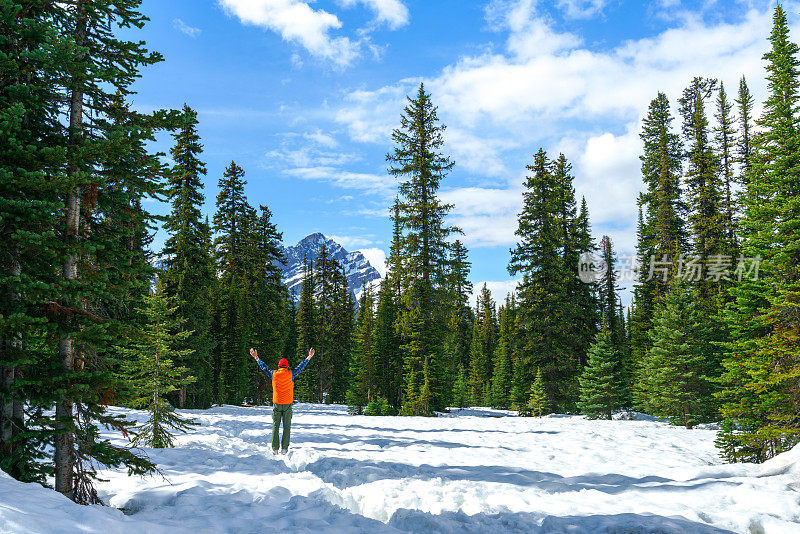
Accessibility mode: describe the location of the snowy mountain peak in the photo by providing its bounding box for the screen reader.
[279,233,382,301]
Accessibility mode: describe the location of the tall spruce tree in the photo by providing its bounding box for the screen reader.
[631,92,686,402]
[718,5,800,462]
[49,0,177,502]
[0,0,66,483]
[213,161,256,404]
[467,284,497,405]
[162,105,214,409]
[735,76,755,183]
[598,236,619,344]
[679,77,725,301]
[347,288,376,413]
[715,83,738,254]
[293,258,316,402]
[387,84,456,415]
[442,240,473,403]
[509,149,576,411]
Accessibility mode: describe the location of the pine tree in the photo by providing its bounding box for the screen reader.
[0,0,66,483]
[442,240,473,403]
[554,156,596,373]
[373,279,403,408]
[526,367,548,417]
[162,105,214,409]
[48,0,177,502]
[718,5,800,462]
[598,236,619,343]
[347,288,376,413]
[579,327,627,420]
[388,84,457,415]
[715,83,738,254]
[467,284,497,405]
[121,286,197,448]
[573,198,601,368]
[294,257,316,402]
[509,149,576,411]
[631,92,687,400]
[489,303,512,410]
[452,365,469,409]
[735,76,755,182]
[213,161,256,404]
[643,281,718,428]
[679,77,725,301]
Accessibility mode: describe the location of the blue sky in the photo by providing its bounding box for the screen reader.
[131,0,794,304]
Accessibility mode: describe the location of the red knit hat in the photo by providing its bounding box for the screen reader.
[278,358,289,368]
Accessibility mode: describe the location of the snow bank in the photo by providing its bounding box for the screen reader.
[2,403,799,533]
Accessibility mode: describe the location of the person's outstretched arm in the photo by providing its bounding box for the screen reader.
[250,348,273,379]
[292,347,314,380]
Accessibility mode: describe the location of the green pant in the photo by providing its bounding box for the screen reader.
[271,403,293,451]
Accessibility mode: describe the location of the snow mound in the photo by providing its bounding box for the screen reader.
[759,442,800,477]
[612,410,667,422]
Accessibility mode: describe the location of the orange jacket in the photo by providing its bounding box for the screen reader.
[257,358,309,404]
[272,368,294,404]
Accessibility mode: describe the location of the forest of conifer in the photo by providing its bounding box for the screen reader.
[1,0,798,508]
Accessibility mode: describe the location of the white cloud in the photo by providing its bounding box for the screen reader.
[173,18,202,38]
[440,186,522,248]
[330,234,378,249]
[219,0,359,65]
[303,129,339,148]
[266,145,356,167]
[356,247,388,276]
[334,2,781,250]
[340,0,410,29]
[284,166,395,192]
[557,0,608,19]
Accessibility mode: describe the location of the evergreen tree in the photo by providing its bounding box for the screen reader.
[718,5,800,462]
[213,161,256,404]
[162,105,214,409]
[442,240,473,403]
[679,77,725,300]
[573,198,601,368]
[598,236,619,343]
[48,0,177,502]
[735,76,755,181]
[452,365,469,409]
[347,288,376,413]
[489,302,513,410]
[0,0,66,483]
[631,92,687,398]
[246,205,286,404]
[509,149,576,411]
[294,258,316,402]
[372,279,403,408]
[715,83,738,253]
[526,367,548,417]
[579,327,627,420]
[467,284,497,405]
[642,282,718,428]
[387,84,456,415]
[120,286,197,448]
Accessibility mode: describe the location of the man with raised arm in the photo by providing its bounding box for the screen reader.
[250,347,315,454]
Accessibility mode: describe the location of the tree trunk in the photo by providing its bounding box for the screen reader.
[0,366,12,454]
[55,0,86,499]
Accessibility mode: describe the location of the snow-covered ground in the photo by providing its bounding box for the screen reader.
[2,404,799,533]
